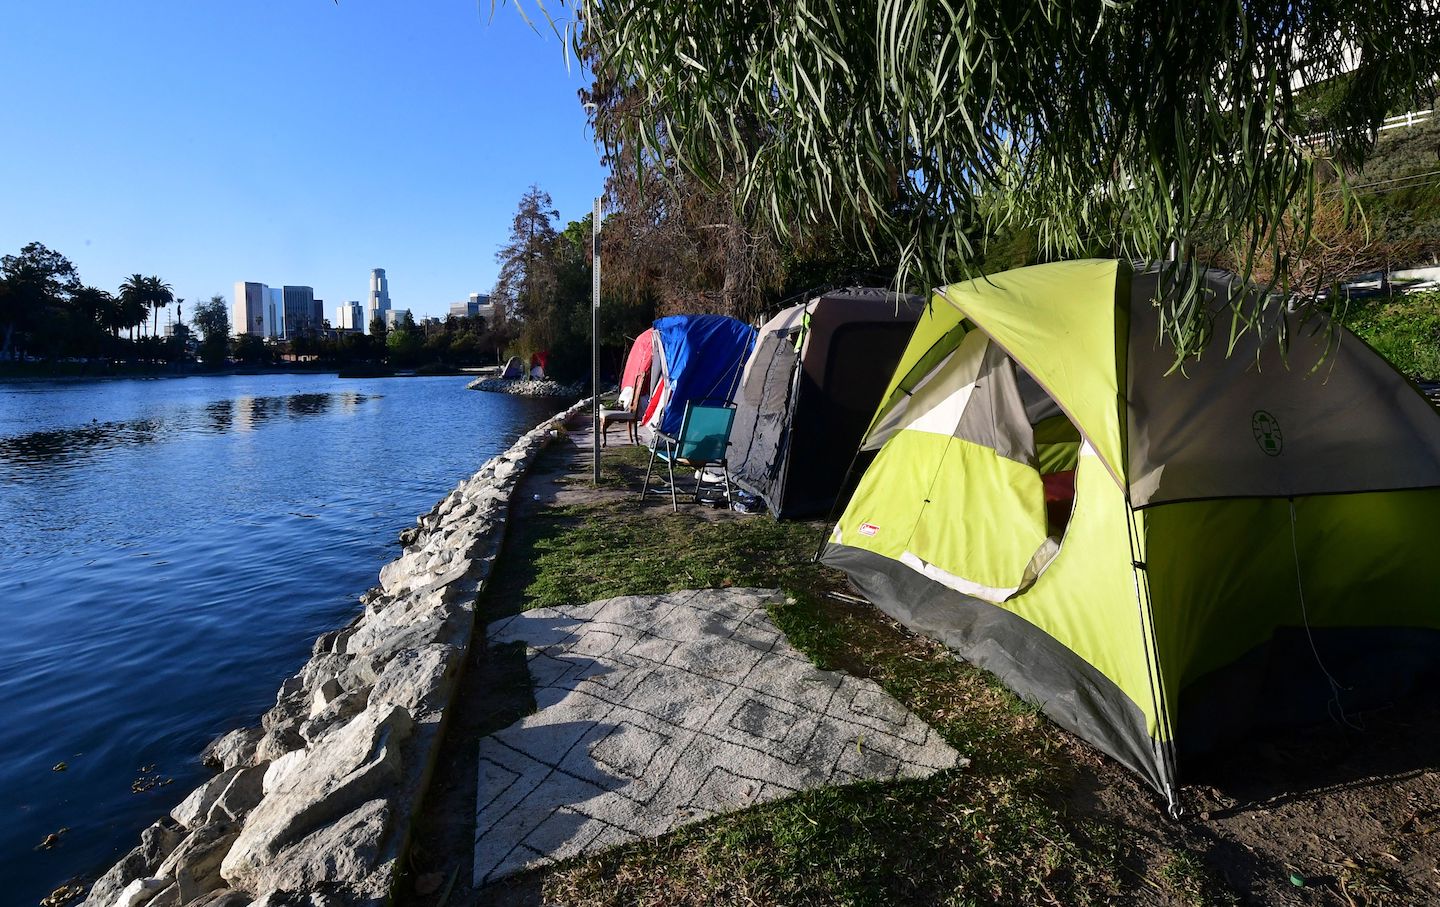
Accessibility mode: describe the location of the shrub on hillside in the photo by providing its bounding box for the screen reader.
[1344,290,1440,380]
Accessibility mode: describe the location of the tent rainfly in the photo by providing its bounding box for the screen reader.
[501,356,525,380]
[729,288,924,518]
[641,315,757,436]
[823,259,1440,809]
[619,328,655,407]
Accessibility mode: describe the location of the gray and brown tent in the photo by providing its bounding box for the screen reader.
[823,259,1440,808]
[729,288,923,518]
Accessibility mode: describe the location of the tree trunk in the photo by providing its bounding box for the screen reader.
[720,221,746,318]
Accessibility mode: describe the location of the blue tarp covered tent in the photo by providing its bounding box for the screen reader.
[643,314,758,437]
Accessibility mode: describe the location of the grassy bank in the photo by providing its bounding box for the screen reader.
[1345,290,1440,381]
[488,443,1225,906]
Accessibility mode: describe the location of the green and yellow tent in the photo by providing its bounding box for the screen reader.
[822,259,1440,808]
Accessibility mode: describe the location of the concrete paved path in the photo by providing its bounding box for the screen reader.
[473,587,960,886]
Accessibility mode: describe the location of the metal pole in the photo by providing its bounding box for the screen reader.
[592,196,602,485]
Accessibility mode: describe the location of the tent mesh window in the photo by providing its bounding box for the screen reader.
[1016,367,1083,540]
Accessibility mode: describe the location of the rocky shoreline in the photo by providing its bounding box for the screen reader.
[464,376,583,397]
[75,399,591,907]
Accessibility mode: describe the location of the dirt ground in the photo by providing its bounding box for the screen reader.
[399,420,1440,906]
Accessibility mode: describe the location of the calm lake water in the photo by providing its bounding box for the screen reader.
[0,373,565,902]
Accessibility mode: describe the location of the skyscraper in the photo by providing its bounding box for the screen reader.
[337,301,364,331]
[367,268,391,333]
[265,288,283,339]
[281,286,315,338]
[233,282,268,337]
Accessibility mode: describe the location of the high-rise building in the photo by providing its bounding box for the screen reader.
[449,292,494,321]
[366,268,391,333]
[265,288,283,339]
[337,300,364,331]
[233,282,268,337]
[312,298,324,329]
[281,286,316,338]
[383,308,411,330]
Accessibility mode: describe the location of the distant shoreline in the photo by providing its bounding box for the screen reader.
[0,363,498,384]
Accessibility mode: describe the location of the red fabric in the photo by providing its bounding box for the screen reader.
[620,329,654,403]
[1042,470,1076,502]
[641,376,665,425]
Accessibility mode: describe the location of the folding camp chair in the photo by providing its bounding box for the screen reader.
[639,402,736,512]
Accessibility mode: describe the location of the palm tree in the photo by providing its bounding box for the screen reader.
[119,274,149,340]
[72,286,115,338]
[70,286,117,358]
[144,275,173,338]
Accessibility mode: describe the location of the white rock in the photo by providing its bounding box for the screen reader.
[299,654,352,693]
[309,678,342,719]
[253,694,309,763]
[82,821,183,907]
[210,763,269,824]
[378,551,427,596]
[360,614,465,670]
[140,883,179,907]
[408,558,478,600]
[370,644,459,716]
[344,593,446,656]
[492,459,518,481]
[262,750,308,797]
[246,798,392,894]
[300,688,371,745]
[170,768,241,830]
[201,728,263,772]
[221,706,413,891]
[252,725,305,764]
[156,821,239,903]
[277,674,304,700]
[106,877,168,907]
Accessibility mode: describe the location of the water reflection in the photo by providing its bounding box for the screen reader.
[288,393,331,416]
[205,399,233,434]
[0,392,376,472]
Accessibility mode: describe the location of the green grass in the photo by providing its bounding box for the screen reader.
[484,443,1232,906]
[1345,290,1440,381]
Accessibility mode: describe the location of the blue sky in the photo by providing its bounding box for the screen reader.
[0,0,604,324]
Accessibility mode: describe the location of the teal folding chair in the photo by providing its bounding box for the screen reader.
[640,402,737,512]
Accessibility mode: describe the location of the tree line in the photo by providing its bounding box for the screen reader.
[488,179,877,383]
[280,312,515,370]
[0,242,184,363]
[0,242,518,372]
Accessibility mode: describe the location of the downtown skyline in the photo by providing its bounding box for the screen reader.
[0,1,606,324]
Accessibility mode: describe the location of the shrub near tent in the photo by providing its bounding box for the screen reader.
[822,259,1440,809]
[729,288,924,518]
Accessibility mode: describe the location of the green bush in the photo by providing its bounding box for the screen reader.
[1344,290,1440,380]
